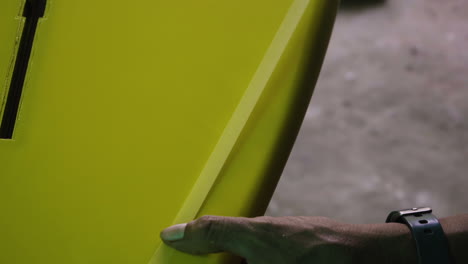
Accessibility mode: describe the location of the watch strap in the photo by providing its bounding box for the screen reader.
[388,209,452,264]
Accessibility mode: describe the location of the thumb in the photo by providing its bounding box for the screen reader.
[160,215,254,258]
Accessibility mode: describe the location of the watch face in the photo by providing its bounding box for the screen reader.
[386,207,432,223]
[399,207,432,216]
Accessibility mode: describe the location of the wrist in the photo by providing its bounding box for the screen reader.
[347,222,418,264]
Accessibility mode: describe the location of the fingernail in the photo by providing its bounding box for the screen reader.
[161,223,187,242]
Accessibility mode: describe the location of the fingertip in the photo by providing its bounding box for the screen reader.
[160,223,187,242]
[160,216,256,258]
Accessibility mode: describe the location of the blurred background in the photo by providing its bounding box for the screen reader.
[266,0,468,223]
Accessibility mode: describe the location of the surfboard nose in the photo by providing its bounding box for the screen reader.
[0,1,338,264]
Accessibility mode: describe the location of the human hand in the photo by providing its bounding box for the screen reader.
[160,215,417,264]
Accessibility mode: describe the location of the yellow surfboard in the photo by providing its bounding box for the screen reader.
[0,0,338,263]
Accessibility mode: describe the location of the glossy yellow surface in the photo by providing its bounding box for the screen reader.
[0,0,338,263]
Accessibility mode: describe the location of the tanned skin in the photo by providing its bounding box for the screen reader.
[160,214,468,264]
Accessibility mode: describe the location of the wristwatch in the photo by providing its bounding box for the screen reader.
[386,207,452,264]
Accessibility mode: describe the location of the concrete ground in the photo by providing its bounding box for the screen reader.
[266,0,468,224]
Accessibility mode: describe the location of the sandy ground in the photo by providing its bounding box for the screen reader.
[266,0,468,223]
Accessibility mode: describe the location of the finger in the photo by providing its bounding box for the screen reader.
[160,215,256,258]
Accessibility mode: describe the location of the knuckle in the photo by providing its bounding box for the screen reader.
[196,215,224,244]
[196,215,220,229]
